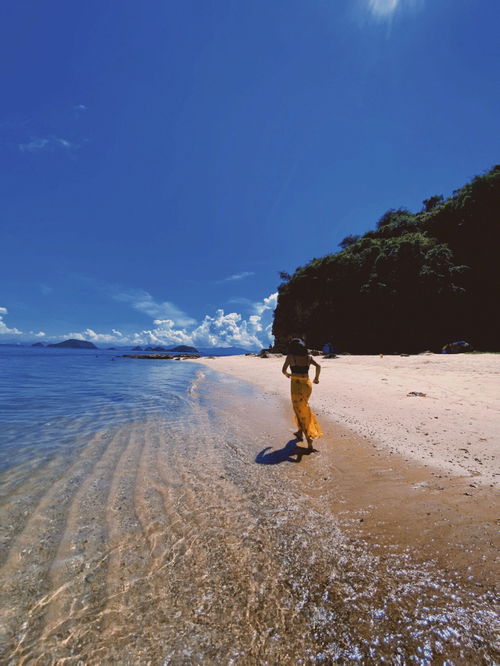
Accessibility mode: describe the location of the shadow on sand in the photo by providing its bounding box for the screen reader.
[255,438,317,464]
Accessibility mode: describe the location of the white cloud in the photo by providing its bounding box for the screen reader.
[74,104,87,112]
[19,136,76,152]
[56,138,72,148]
[191,310,260,348]
[368,0,399,16]
[185,292,277,348]
[253,292,278,316]
[0,307,22,335]
[66,328,126,344]
[63,292,278,350]
[218,271,255,283]
[111,287,196,327]
[366,0,422,19]
[19,138,50,152]
[30,331,46,337]
[226,297,253,307]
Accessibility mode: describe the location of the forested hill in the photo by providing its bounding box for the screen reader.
[272,165,500,354]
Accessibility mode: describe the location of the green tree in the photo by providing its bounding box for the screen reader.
[272,165,499,352]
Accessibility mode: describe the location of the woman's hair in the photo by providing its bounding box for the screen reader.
[288,338,308,356]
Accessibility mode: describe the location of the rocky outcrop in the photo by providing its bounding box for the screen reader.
[168,345,199,353]
[122,354,200,360]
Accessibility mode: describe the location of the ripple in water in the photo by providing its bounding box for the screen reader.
[0,350,498,663]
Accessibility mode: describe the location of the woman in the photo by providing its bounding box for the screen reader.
[282,338,323,449]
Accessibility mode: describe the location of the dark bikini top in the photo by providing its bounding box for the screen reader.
[290,355,310,375]
[291,365,309,374]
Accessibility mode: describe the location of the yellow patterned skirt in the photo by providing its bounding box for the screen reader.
[290,376,323,440]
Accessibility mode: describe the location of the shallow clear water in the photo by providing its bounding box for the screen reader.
[0,348,498,664]
[0,348,196,470]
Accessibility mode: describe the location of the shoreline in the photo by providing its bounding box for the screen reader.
[192,355,500,587]
[2,357,498,661]
[192,353,499,488]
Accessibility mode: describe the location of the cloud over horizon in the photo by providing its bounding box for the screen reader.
[63,292,278,349]
[0,283,278,350]
[0,307,22,336]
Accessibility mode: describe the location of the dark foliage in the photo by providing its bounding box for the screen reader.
[273,165,500,353]
[338,234,360,250]
[422,195,444,212]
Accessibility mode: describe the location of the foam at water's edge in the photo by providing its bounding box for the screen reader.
[187,367,206,396]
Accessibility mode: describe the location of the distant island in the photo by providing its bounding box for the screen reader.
[47,339,98,349]
[137,345,199,353]
[9,342,254,354]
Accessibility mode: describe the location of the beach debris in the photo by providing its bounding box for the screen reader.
[407,391,427,397]
[441,340,473,354]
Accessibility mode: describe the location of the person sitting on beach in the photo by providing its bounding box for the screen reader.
[281,338,323,449]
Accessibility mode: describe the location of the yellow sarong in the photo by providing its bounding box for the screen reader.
[290,376,323,440]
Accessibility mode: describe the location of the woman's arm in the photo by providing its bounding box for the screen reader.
[310,356,321,384]
[282,355,291,378]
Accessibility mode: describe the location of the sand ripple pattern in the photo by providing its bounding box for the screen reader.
[0,372,498,664]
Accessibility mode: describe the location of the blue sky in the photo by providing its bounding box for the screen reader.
[1,0,499,348]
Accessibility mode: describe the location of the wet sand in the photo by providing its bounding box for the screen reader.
[194,353,500,487]
[0,367,498,664]
[195,355,499,581]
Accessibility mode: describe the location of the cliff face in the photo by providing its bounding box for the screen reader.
[272,165,500,353]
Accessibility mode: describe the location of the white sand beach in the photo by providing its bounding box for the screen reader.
[194,353,500,488]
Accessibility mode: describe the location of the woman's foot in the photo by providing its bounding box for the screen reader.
[306,436,314,449]
[294,430,303,441]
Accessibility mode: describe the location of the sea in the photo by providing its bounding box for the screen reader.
[0,347,497,664]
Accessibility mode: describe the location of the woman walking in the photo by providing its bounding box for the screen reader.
[282,338,323,449]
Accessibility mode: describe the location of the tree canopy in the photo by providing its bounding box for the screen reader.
[272,165,500,353]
